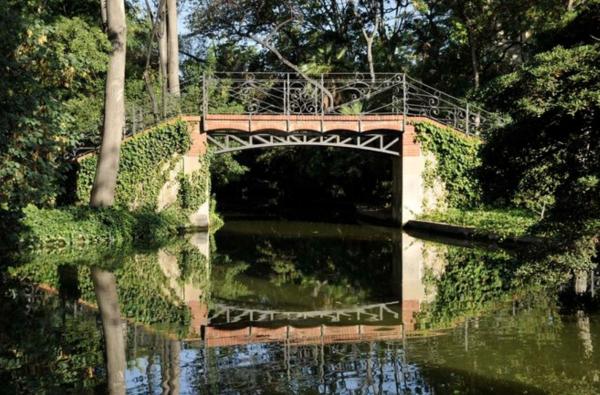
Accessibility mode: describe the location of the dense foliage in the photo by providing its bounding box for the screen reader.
[20,205,184,249]
[414,121,482,208]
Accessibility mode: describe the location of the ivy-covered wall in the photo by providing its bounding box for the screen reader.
[77,120,192,209]
[76,118,211,229]
[413,121,482,209]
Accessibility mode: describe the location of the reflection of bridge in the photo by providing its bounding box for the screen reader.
[204,323,404,348]
[208,301,401,325]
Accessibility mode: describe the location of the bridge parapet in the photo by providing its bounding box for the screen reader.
[203,72,500,135]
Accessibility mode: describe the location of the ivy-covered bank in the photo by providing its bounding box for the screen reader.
[19,118,217,250]
[412,120,543,239]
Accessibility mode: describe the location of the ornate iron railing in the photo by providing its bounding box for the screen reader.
[71,72,502,158]
[203,72,502,135]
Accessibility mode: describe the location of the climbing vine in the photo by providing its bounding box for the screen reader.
[413,121,483,208]
[178,153,211,212]
[77,120,191,209]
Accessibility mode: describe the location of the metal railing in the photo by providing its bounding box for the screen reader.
[203,72,503,135]
[72,72,502,158]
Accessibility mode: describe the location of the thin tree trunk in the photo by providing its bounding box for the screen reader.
[167,0,180,96]
[91,267,127,395]
[470,42,480,90]
[90,0,127,207]
[363,31,376,83]
[158,0,169,114]
[465,25,480,90]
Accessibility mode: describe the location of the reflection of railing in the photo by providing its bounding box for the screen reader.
[208,301,401,325]
[204,72,502,135]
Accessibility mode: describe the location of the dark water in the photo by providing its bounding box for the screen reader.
[1,221,599,394]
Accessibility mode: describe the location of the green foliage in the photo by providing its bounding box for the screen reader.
[417,245,517,329]
[0,3,110,210]
[178,154,210,211]
[20,205,184,249]
[209,152,249,187]
[420,207,538,238]
[77,120,191,209]
[414,121,482,208]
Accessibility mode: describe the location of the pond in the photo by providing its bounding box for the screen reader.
[1,220,599,394]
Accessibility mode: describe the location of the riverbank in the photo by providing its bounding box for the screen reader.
[5,205,223,251]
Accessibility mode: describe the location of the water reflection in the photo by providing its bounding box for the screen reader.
[1,221,599,394]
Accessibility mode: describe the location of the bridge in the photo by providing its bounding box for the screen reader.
[199,72,496,155]
[78,72,499,226]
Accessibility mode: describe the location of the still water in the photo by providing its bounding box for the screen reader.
[1,221,599,394]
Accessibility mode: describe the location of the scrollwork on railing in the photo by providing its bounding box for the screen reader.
[204,72,501,135]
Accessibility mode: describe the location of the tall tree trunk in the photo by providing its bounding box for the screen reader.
[167,0,180,96]
[91,267,127,395]
[470,43,480,90]
[158,1,169,114]
[91,0,127,207]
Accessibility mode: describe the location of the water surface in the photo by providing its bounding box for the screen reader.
[1,220,599,394]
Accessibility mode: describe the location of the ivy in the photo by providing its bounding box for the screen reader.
[76,120,192,209]
[20,205,185,249]
[413,121,483,208]
[178,153,211,212]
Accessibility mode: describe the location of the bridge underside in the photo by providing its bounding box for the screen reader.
[207,132,402,156]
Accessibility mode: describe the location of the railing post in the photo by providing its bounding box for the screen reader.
[320,73,325,116]
[286,73,290,115]
[466,103,470,135]
[202,73,207,117]
[402,73,407,132]
[283,75,287,116]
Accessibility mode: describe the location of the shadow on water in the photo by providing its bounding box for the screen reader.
[1,220,599,394]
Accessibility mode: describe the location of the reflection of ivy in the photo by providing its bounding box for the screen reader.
[10,247,191,328]
[0,279,104,392]
[416,246,515,329]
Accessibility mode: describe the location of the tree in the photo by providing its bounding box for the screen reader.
[479,1,599,269]
[167,0,181,96]
[89,0,128,392]
[90,0,128,207]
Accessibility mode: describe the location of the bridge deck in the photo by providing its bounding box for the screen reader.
[204,114,407,133]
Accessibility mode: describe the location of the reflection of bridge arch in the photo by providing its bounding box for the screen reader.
[208,301,401,325]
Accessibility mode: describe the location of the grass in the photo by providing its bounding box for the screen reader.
[419,207,539,238]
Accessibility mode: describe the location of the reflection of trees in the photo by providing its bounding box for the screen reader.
[0,274,104,392]
[10,246,192,328]
[91,266,126,395]
[211,234,394,309]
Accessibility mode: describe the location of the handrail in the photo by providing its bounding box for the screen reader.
[70,72,503,158]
